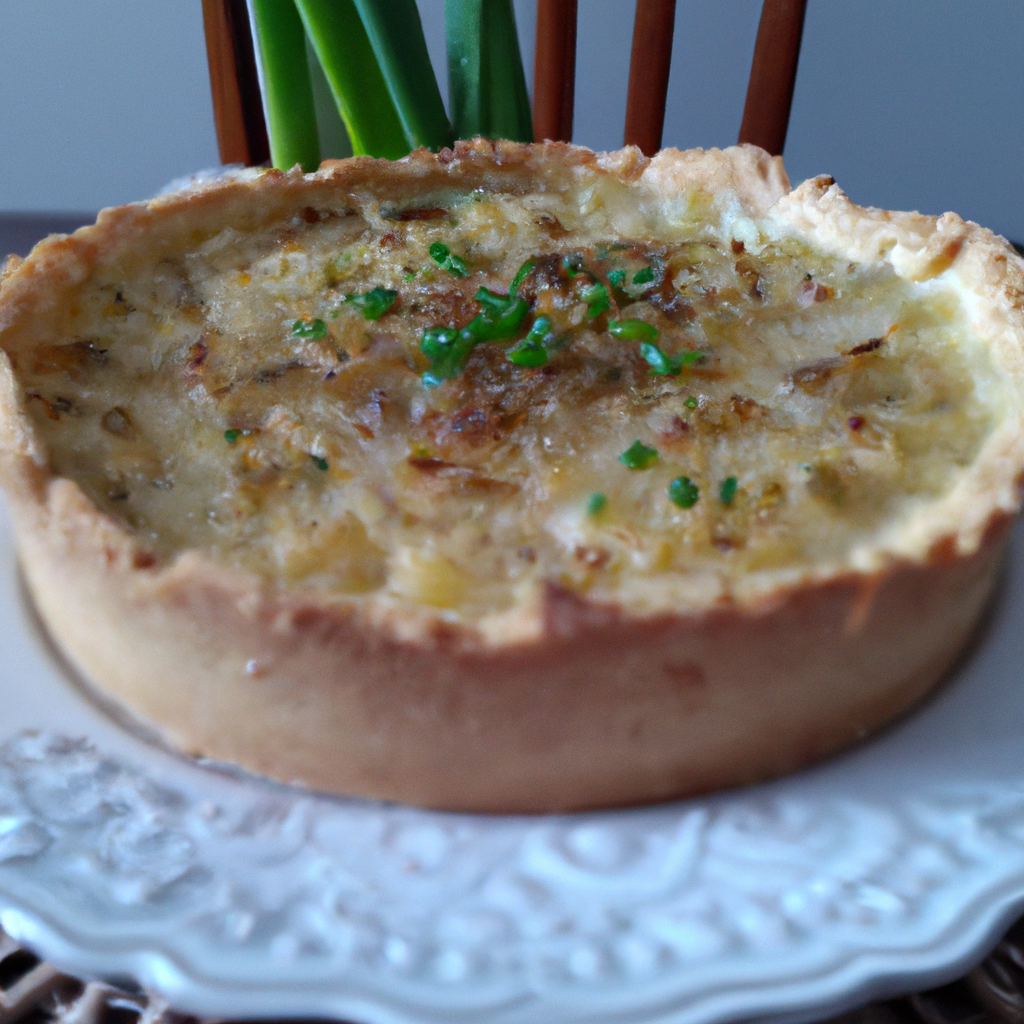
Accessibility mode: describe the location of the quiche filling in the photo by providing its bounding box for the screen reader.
[12,187,1002,618]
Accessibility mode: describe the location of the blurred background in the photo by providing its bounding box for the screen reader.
[0,1,1021,241]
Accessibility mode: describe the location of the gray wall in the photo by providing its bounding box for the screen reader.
[1,2,1021,241]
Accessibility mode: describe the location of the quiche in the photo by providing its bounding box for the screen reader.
[1,141,1022,812]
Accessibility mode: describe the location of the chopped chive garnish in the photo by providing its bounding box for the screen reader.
[668,476,700,509]
[507,346,546,368]
[312,455,329,471]
[562,253,584,277]
[580,282,611,318]
[429,241,468,276]
[421,325,477,386]
[343,286,399,320]
[509,258,536,295]
[402,270,417,281]
[685,396,699,409]
[475,286,514,318]
[420,283,532,385]
[465,289,529,341]
[461,307,527,341]
[641,343,704,375]
[421,326,460,351]
[293,318,328,339]
[587,492,607,515]
[608,269,626,288]
[224,429,240,444]
[507,342,546,367]
[719,476,738,504]
[640,342,676,375]
[632,265,655,285]
[608,318,658,342]
[619,440,658,470]
[507,315,552,367]
[678,350,706,369]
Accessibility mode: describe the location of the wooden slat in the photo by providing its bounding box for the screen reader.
[623,0,677,155]
[532,0,578,142]
[738,0,807,155]
[201,0,270,166]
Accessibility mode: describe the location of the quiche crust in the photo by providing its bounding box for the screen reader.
[1,140,1023,812]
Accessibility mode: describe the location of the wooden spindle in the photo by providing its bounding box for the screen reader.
[738,0,807,155]
[532,0,578,142]
[623,0,677,156]
[202,0,270,166]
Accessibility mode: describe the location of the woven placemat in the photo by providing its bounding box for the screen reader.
[1,918,1023,1024]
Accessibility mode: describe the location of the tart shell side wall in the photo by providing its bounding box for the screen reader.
[8,477,1010,813]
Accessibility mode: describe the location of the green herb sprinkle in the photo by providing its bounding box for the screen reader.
[668,476,700,508]
[580,282,611,318]
[343,287,398,320]
[619,440,659,470]
[429,241,468,277]
[292,318,327,339]
[608,319,658,342]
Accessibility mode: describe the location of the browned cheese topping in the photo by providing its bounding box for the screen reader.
[10,184,1002,618]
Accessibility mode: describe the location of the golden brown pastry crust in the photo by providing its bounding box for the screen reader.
[1,140,1023,812]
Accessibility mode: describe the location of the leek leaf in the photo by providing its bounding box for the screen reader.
[293,0,409,159]
[306,36,352,159]
[446,0,488,138]
[446,0,532,142]
[481,0,532,142]
[351,0,454,152]
[250,0,321,171]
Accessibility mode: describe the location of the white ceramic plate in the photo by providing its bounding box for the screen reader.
[1,497,1024,1024]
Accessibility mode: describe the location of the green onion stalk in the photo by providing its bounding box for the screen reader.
[250,0,322,171]
[445,0,532,142]
[248,0,532,169]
